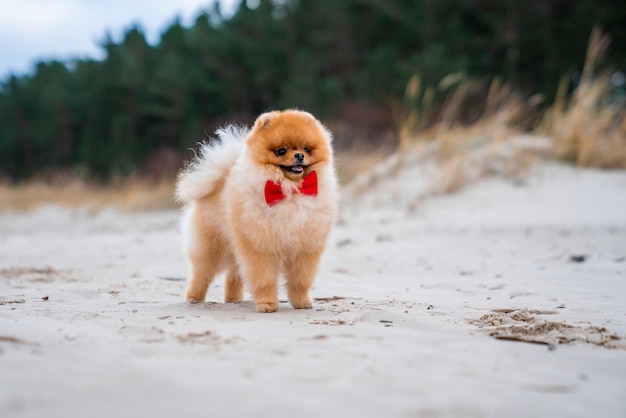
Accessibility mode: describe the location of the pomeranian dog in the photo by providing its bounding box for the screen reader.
[175,109,338,313]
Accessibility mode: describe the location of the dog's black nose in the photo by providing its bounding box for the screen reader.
[294,153,304,162]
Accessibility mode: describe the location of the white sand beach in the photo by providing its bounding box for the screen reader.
[1,161,625,418]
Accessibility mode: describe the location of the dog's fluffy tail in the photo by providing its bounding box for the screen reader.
[175,125,248,203]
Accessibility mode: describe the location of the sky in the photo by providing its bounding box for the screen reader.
[0,0,240,79]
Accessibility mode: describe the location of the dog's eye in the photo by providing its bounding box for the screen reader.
[303,147,311,154]
[275,148,287,156]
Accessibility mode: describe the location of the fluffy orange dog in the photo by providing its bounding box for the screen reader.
[176,110,338,312]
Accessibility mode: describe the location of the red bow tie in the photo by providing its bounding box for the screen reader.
[264,171,318,206]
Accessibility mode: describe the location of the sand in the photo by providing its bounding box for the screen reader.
[1,162,625,418]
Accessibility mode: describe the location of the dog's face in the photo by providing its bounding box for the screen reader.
[246,110,332,182]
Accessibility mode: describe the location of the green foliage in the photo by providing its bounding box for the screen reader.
[0,0,624,179]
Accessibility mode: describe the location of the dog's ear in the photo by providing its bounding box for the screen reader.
[254,111,279,130]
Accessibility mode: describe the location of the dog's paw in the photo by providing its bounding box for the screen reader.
[185,296,204,303]
[256,302,279,313]
[291,299,313,310]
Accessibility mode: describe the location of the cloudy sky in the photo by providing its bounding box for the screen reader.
[0,0,239,79]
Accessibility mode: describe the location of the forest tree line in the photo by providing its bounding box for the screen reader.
[1,0,625,180]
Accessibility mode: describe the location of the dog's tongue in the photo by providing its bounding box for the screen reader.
[291,165,304,173]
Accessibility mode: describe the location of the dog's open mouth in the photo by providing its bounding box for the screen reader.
[281,165,305,175]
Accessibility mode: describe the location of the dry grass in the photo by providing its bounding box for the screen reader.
[396,74,548,195]
[541,28,626,168]
[0,177,177,213]
[391,27,625,197]
[335,149,393,185]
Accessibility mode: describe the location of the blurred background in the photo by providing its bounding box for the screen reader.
[0,0,625,204]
